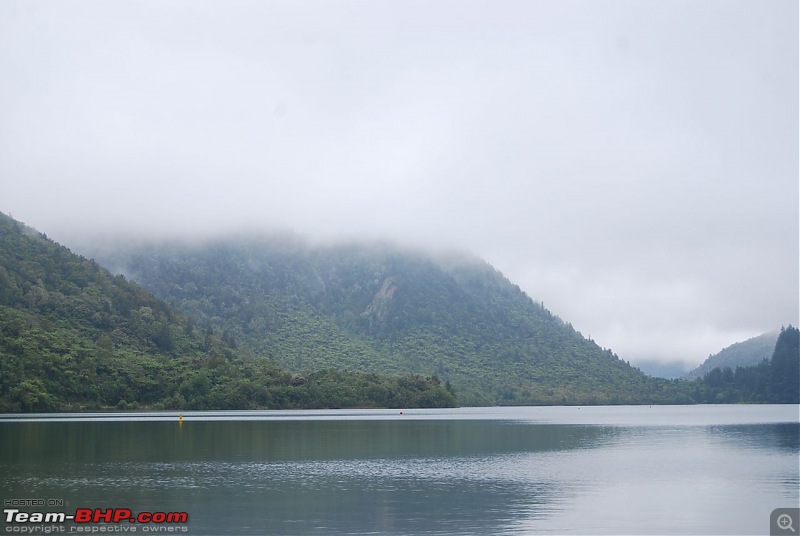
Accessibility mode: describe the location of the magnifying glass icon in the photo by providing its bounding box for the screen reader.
[778,513,796,533]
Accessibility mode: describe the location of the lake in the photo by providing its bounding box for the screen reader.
[1,405,798,535]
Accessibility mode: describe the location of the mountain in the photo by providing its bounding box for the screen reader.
[690,326,799,403]
[89,234,689,405]
[634,360,691,379]
[0,213,455,411]
[683,332,779,380]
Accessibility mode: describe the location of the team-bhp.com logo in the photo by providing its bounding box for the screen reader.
[4,508,188,532]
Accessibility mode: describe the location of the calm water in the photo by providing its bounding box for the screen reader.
[1,405,798,535]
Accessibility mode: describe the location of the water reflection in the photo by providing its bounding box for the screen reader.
[1,420,612,535]
[707,422,800,453]
[1,407,798,535]
[1,419,616,462]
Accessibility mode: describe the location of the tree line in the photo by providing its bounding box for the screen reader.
[689,326,799,404]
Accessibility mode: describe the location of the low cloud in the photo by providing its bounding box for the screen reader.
[1,0,796,367]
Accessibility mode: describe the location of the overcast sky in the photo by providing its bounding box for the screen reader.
[1,0,797,369]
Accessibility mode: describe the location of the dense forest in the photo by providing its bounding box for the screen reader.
[683,331,779,380]
[92,235,691,405]
[690,326,799,404]
[0,213,455,411]
[2,212,796,411]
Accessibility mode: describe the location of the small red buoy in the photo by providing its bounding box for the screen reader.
[400,411,404,415]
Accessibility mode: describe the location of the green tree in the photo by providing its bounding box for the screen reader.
[769,326,799,403]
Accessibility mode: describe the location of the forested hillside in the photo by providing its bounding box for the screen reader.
[94,235,690,405]
[0,213,455,411]
[5,211,792,410]
[690,326,799,403]
[683,331,778,380]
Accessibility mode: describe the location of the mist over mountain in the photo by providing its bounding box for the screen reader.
[88,234,689,405]
[2,0,797,398]
[689,326,799,404]
[683,332,780,380]
[6,209,794,409]
[0,213,455,411]
[635,360,691,380]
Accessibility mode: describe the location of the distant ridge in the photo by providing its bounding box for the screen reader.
[635,360,690,380]
[683,332,779,380]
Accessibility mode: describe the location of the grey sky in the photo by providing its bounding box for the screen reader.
[1,0,797,368]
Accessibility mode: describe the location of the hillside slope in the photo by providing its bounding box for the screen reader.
[683,332,779,380]
[689,326,799,403]
[94,235,688,405]
[0,214,454,411]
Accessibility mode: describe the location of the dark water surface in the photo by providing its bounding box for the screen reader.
[1,405,798,535]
